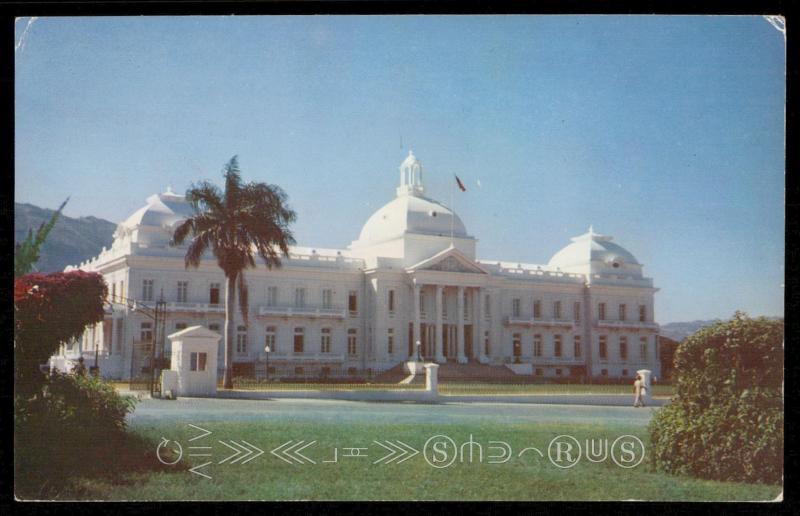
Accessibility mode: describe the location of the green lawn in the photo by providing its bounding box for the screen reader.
[70,419,779,501]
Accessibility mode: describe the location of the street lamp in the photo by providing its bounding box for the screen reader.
[415,340,422,362]
[264,345,272,382]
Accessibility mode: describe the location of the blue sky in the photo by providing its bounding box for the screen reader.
[15,16,785,323]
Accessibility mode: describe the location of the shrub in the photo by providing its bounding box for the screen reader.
[14,373,164,499]
[648,312,783,484]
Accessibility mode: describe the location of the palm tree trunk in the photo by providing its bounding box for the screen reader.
[222,273,237,389]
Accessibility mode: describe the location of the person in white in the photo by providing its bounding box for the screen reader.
[633,374,643,408]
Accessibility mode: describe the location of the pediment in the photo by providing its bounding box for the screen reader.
[407,246,488,275]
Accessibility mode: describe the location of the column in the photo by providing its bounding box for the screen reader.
[476,287,487,363]
[435,285,445,363]
[457,286,466,363]
[413,282,421,360]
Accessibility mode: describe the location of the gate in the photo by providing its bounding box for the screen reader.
[127,299,167,395]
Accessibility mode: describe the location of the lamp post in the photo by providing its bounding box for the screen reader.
[416,340,422,362]
[264,345,271,382]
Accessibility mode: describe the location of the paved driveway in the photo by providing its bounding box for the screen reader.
[128,397,658,427]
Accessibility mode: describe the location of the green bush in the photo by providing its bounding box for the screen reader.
[648,312,783,484]
[14,373,170,499]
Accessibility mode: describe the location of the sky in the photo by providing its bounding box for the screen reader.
[14,15,785,323]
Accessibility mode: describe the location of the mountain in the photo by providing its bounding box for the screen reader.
[658,320,721,342]
[14,202,117,273]
[660,316,783,342]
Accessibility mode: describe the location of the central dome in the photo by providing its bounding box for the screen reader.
[357,194,468,245]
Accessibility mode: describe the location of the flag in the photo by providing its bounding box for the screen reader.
[455,175,466,192]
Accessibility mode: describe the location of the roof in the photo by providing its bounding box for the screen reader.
[548,227,640,268]
[356,194,468,245]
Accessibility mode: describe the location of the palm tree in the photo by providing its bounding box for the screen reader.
[171,156,296,389]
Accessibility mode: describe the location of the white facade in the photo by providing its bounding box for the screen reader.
[56,152,660,381]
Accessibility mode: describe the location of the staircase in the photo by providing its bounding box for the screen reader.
[437,360,519,383]
[373,360,520,384]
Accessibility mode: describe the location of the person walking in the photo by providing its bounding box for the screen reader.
[633,374,643,408]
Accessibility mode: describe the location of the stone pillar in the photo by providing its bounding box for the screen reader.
[435,285,445,363]
[424,363,439,395]
[456,286,466,363]
[476,287,488,363]
[413,282,421,359]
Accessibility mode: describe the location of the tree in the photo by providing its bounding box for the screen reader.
[14,197,69,278]
[648,312,783,484]
[171,156,296,389]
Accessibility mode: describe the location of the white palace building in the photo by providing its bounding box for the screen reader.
[54,152,661,381]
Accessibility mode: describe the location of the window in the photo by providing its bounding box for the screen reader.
[265,326,276,352]
[209,283,220,305]
[387,328,394,354]
[348,291,358,316]
[620,336,628,361]
[512,298,521,318]
[294,288,306,308]
[209,323,221,333]
[622,368,629,377]
[236,325,247,354]
[598,303,606,321]
[484,330,490,356]
[533,334,543,357]
[533,300,541,319]
[295,366,304,375]
[267,286,278,306]
[554,335,562,357]
[599,336,608,359]
[535,368,543,376]
[601,369,608,377]
[293,327,304,353]
[177,281,188,303]
[142,279,154,302]
[554,301,562,320]
[639,305,647,322]
[484,294,491,319]
[574,301,581,322]
[619,304,627,321]
[513,333,522,357]
[347,328,358,355]
[320,328,331,353]
[640,336,648,360]
[555,368,562,376]
[140,322,153,342]
[322,289,333,309]
[175,322,188,331]
[574,335,582,358]
[388,290,395,314]
[190,352,207,371]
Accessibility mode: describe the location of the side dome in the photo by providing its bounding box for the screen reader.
[356,194,468,245]
[548,227,642,276]
[118,188,194,232]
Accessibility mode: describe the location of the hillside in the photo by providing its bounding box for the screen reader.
[14,203,117,273]
[658,320,721,342]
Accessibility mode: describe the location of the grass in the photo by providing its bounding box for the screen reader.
[68,419,779,501]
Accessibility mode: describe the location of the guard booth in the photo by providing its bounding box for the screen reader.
[164,326,220,397]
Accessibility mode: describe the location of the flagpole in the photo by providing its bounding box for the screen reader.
[450,174,455,245]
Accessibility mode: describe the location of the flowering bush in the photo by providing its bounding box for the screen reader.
[14,271,107,390]
[648,312,783,484]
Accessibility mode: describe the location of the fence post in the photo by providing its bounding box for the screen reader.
[424,363,439,397]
